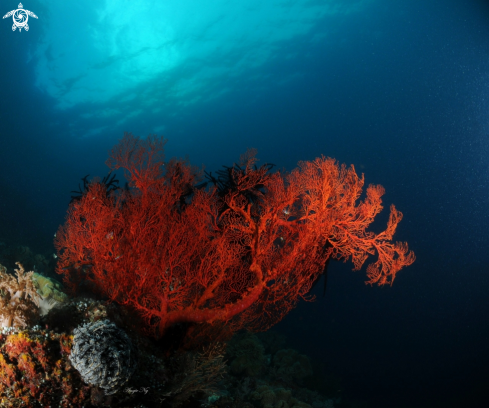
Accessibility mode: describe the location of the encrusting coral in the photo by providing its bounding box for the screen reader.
[0,327,89,407]
[0,263,40,328]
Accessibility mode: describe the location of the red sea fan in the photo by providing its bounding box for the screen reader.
[55,133,415,339]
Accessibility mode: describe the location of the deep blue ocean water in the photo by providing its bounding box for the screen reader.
[1,1,489,407]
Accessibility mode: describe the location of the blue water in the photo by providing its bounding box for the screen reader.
[1,1,489,407]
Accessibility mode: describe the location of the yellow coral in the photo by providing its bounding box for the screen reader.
[31,273,67,302]
[5,331,33,356]
[31,272,69,315]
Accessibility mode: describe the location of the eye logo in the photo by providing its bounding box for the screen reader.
[3,3,38,32]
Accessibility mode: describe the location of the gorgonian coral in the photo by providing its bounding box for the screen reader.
[56,133,415,341]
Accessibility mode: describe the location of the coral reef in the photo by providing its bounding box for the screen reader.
[0,262,70,329]
[0,273,340,407]
[211,331,339,408]
[69,319,137,395]
[271,349,313,386]
[0,263,40,328]
[226,331,267,377]
[161,342,227,405]
[0,326,90,407]
[0,135,406,407]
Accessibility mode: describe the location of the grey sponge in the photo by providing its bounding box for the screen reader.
[69,319,137,395]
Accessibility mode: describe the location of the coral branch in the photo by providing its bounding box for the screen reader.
[0,263,41,328]
[55,133,415,340]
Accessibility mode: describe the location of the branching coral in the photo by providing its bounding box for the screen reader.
[55,133,415,340]
[0,263,41,328]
